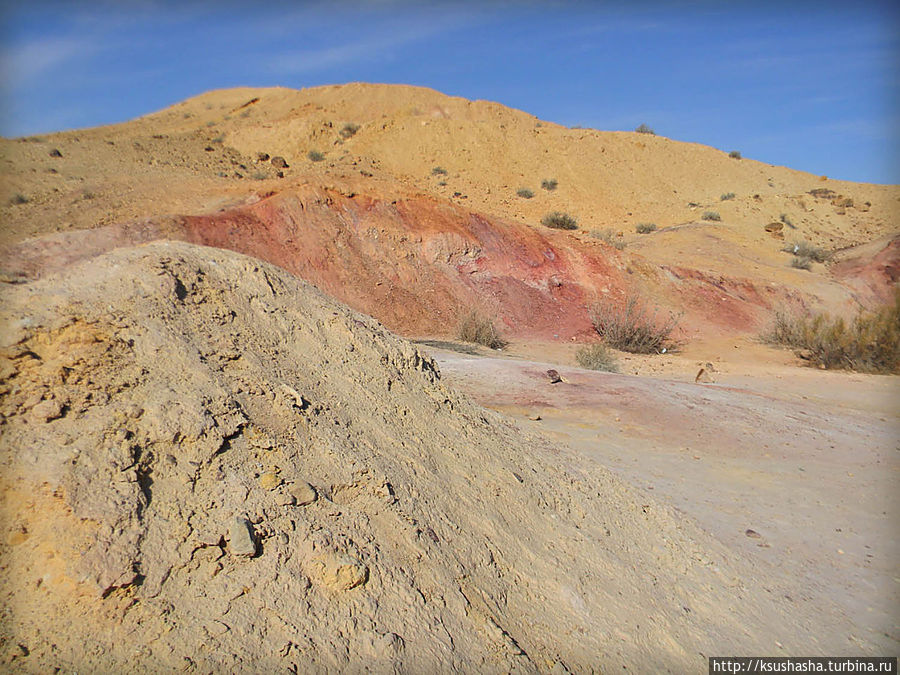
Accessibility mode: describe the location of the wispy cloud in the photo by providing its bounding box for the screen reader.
[0,36,97,85]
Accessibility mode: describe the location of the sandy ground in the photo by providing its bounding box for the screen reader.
[426,344,900,654]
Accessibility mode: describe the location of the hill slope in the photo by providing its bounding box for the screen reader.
[0,242,867,671]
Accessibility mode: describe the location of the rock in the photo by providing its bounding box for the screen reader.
[259,472,281,490]
[29,398,63,423]
[271,156,289,169]
[229,517,257,557]
[546,369,562,384]
[311,553,368,590]
[257,152,270,162]
[49,148,62,158]
[745,529,762,539]
[276,490,296,506]
[291,481,317,506]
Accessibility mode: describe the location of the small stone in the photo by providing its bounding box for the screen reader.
[312,553,368,590]
[291,482,317,506]
[745,529,762,539]
[276,491,296,506]
[29,398,63,423]
[259,472,281,490]
[270,156,289,168]
[49,148,62,158]
[229,517,257,557]
[257,152,270,162]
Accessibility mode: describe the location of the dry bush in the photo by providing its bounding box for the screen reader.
[590,229,626,250]
[634,222,657,234]
[783,240,829,263]
[764,292,900,373]
[720,192,736,201]
[590,294,680,354]
[575,344,619,372]
[457,311,507,350]
[432,166,448,176]
[790,256,812,271]
[729,150,741,159]
[702,211,721,221]
[517,187,534,198]
[635,123,655,134]
[308,150,325,162]
[339,123,360,139]
[541,178,558,191]
[541,212,578,230]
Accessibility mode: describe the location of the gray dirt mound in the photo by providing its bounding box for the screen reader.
[0,242,820,672]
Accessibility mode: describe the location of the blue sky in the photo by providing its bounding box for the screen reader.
[2,1,898,184]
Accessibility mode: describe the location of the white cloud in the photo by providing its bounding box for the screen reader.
[0,36,95,85]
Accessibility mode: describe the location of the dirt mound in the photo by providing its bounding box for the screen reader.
[0,242,843,671]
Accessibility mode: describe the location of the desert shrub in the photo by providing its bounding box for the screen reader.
[432,166,448,176]
[541,211,578,230]
[591,229,626,250]
[308,150,325,162]
[339,123,360,139]
[635,123,655,135]
[764,292,900,373]
[9,193,29,205]
[590,294,681,354]
[575,344,619,372]
[790,256,812,271]
[541,178,558,191]
[783,240,829,263]
[702,211,721,221]
[437,181,448,187]
[457,311,506,349]
[211,135,225,144]
[720,192,736,201]
[635,222,657,234]
[729,150,742,159]
[516,187,534,199]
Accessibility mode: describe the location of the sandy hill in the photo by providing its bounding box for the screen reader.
[0,242,862,671]
[1,83,897,345]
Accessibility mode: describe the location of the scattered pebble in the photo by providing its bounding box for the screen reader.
[745,529,762,539]
[291,481,317,506]
[259,472,281,490]
[229,517,257,557]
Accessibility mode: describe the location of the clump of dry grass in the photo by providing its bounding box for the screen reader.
[783,240,829,263]
[541,212,578,230]
[575,344,619,372]
[590,229,626,250]
[764,292,900,373]
[634,222,657,234]
[457,310,507,350]
[590,294,681,354]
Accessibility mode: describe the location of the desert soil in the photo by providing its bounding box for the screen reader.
[0,83,897,672]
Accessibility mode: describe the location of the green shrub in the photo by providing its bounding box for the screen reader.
[575,344,619,372]
[541,178,558,191]
[339,123,360,139]
[790,256,812,271]
[432,166,448,176]
[702,211,721,221]
[635,123,655,135]
[783,240,829,263]
[516,187,534,199]
[635,222,657,234]
[590,294,680,354]
[720,192,736,201]
[729,150,742,159]
[457,311,506,349]
[541,211,578,230]
[308,150,325,162]
[764,292,900,373]
[590,229,626,250]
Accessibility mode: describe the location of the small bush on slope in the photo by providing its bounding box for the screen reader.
[590,294,680,354]
[457,311,507,349]
[764,292,900,373]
